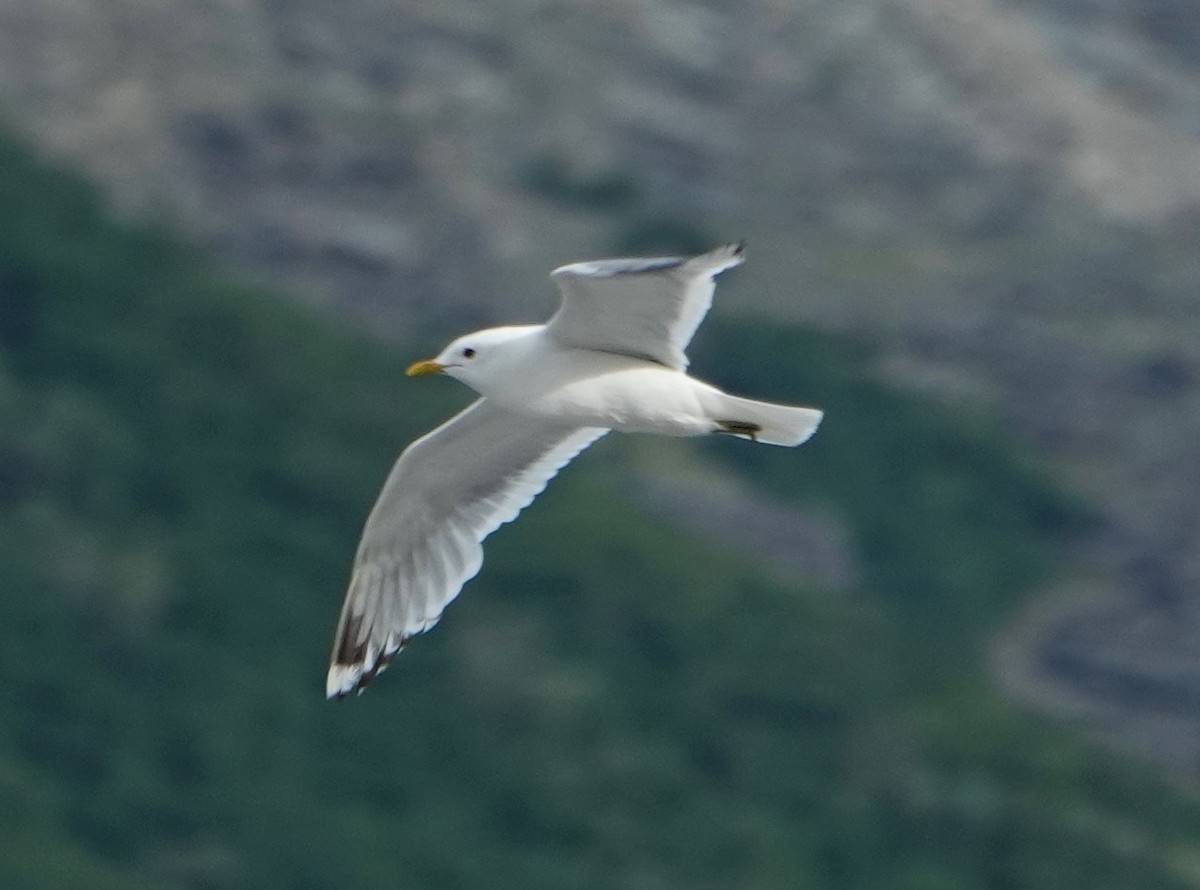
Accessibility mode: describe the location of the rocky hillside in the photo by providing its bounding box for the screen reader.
[1,0,1198,770]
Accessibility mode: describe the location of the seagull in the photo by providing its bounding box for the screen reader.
[326,243,823,698]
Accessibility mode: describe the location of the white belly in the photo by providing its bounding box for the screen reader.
[489,350,719,436]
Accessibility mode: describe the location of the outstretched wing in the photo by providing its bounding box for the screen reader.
[546,242,744,370]
[327,398,607,698]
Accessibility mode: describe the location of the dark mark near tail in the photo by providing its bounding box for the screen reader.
[715,419,761,442]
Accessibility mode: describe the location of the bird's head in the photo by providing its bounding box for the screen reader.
[406,325,537,390]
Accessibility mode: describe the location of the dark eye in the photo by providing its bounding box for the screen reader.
[462,347,476,359]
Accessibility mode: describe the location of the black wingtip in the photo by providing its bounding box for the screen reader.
[714,241,745,266]
[327,637,408,701]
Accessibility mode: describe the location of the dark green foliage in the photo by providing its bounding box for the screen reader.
[516,151,714,255]
[2,131,1200,888]
[689,325,1091,648]
[520,155,639,212]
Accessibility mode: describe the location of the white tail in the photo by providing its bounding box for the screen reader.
[714,394,823,447]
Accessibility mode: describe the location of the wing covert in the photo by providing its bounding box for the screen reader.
[546,242,744,370]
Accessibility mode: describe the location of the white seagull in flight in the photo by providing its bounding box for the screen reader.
[327,243,822,698]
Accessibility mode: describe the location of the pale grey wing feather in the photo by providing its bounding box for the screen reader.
[327,398,607,698]
[545,242,744,370]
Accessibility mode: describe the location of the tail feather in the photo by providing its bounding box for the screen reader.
[713,395,822,447]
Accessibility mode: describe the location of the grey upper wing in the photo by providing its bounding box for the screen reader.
[545,242,744,370]
[327,398,607,698]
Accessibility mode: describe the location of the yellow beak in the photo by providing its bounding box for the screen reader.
[405,359,445,377]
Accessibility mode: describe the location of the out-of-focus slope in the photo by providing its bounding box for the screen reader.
[4,129,1199,890]
[0,0,1195,312]
[1,0,1199,770]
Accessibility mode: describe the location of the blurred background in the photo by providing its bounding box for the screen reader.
[2,0,1199,887]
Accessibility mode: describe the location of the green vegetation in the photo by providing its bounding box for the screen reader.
[517,153,715,256]
[691,324,1088,647]
[520,155,639,212]
[2,131,1200,889]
